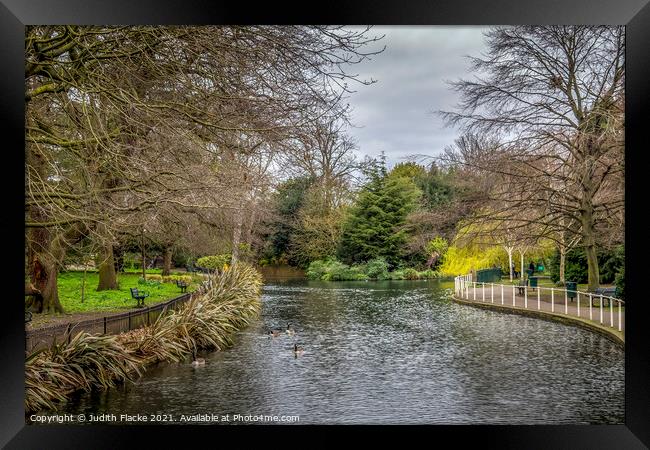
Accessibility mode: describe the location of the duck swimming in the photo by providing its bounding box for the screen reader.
[293,343,304,357]
[268,329,281,337]
[286,323,295,336]
[191,358,206,367]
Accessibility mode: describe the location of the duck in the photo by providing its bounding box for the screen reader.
[286,323,295,336]
[293,343,305,356]
[268,329,281,338]
[191,358,206,367]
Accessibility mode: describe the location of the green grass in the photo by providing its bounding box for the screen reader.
[57,271,203,313]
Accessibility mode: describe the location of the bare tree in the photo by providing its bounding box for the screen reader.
[441,26,624,291]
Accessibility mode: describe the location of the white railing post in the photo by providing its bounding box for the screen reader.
[597,295,603,324]
[482,283,485,302]
[618,301,622,332]
[537,288,541,310]
[491,283,494,303]
[610,298,614,327]
[524,286,528,309]
[577,292,580,317]
[551,288,555,313]
[473,282,476,301]
[589,294,592,320]
[565,289,568,315]
[512,284,515,306]
[501,284,504,305]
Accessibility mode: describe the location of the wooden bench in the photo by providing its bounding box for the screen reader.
[593,287,617,307]
[176,279,189,293]
[517,279,528,295]
[129,287,149,307]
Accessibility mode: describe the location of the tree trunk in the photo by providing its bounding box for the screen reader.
[113,245,125,273]
[27,224,66,314]
[503,247,514,281]
[519,250,526,279]
[97,244,119,290]
[581,197,600,291]
[559,246,566,283]
[231,207,243,264]
[31,258,63,314]
[162,245,173,276]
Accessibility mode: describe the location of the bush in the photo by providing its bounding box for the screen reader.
[365,258,389,280]
[306,260,330,280]
[615,266,625,300]
[162,275,192,284]
[307,259,367,281]
[196,254,231,270]
[390,269,405,280]
[418,269,439,279]
[138,277,161,286]
[403,268,420,280]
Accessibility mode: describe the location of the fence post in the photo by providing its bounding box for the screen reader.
[565,289,568,315]
[524,286,528,309]
[600,295,603,324]
[589,294,593,320]
[501,284,504,305]
[537,288,540,310]
[610,299,614,327]
[473,283,476,301]
[103,316,107,335]
[577,293,580,317]
[128,311,132,331]
[512,284,515,306]
[482,283,485,302]
[551,288,554,313]
[618,301,622,332]
[66,324,71,344]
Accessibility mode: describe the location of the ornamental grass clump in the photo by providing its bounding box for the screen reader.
[25,333,142,413]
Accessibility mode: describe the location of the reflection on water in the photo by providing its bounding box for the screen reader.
[55,279,624,424]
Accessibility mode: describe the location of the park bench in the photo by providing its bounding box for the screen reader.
[129,287,149,307]
[176,279,189,293]
[517,278,528,295]
[592,287,617,307]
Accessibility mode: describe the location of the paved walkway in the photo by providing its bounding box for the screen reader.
[455,283,624,338]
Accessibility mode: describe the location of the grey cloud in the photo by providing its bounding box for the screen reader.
[344,26,489,168]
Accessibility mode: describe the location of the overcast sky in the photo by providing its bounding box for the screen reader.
[345,26,489,168]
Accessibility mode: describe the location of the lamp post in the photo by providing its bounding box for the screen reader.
[141,226,147,280]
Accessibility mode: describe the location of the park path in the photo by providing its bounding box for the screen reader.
[457,283,624,334]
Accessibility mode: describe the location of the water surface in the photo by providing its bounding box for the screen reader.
[57,279,624,424]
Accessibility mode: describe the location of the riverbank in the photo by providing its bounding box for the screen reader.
[25,264,263,415]
[451,295,624,347]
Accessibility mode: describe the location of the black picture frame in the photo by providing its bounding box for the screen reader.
[2,1,648,447]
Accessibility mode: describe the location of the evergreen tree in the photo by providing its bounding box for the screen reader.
[338,160,421,267]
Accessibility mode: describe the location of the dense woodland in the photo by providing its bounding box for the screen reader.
[25,25,625,315]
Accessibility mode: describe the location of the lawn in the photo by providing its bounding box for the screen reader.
[56,271,203,314]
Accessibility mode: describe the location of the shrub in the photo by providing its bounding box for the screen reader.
[615,266,625,300]
[307,259,368,281]
[365,258,389,280]
[403,268,420,280]
[162,275,192,284]
[306,260,330,280]
[138,277,161,286]
[418,269,439,279]
[390,269,405,280]
[196,254,231,270]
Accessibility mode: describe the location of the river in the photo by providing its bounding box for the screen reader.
[55,278,624,424]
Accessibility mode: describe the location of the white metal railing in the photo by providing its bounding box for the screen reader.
[454,274,624,332]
